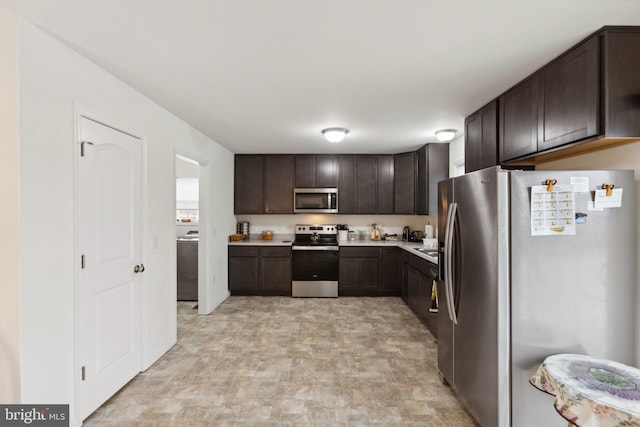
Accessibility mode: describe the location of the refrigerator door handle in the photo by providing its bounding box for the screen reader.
[445,202,458,325]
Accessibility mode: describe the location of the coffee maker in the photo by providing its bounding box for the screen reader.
[402,226,410,241]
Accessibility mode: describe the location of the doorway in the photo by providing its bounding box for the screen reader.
[175,154,199,306]
[174,153,211,315]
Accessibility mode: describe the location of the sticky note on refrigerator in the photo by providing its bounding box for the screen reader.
[594,188,623,208]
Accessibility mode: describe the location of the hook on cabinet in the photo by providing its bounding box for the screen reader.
[544,179,557,192]
[601,183,615,197]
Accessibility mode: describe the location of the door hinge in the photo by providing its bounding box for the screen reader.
[80,140,94,157]
[81,366,86,381]
[81,255,86,269]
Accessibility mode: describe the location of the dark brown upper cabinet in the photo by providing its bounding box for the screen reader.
[416,144,449,215]
[465,100,498,173]
[234,155,264,214]
[377,155,395,214]
[264,155,295,214]
[338,155,378,214]
[499,76,538,163]
[234,154,294,214]
[295,154,338,188]
[338,155,357,214]
[499,27,640,165]
[394,151,416,214]
[537,36,599,152]
[355,155,377,214]
[338,154,395,214]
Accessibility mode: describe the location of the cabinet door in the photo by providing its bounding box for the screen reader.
[260,256,291,294]
[464,112,483,173]
[234,155,263,214]
[338,155,356,214]
[264,155,294,213]
[399,250,409,302]
[380,247,398,291]
[407,265,420,312]
[356,155,377,214]
[427,144,449,215]
[499,77,538,162]
[358,257,380,290]
[603,30,640,138]
[338,257,360,289]
[538,36,599,151]
[339,248,380,293]
[228,246,260,292]
[416,145,428,214]
[480,101,498,169]
[295,155,315,188]
[394,152,416,214]
[316,155,338,188]
[466,100,498,173]
[377,155,394,214]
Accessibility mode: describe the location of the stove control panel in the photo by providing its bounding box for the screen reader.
[295,224,336,234]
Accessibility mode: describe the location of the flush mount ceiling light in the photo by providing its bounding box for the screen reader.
[435,129,457,142]
[321,127,349,143]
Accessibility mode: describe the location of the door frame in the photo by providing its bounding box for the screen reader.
[173,149,211,315]
[72,106,148,425]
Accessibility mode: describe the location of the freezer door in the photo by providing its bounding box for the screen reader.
[449,167,510,427]
[437,177,454,384]
[510,170,636,427]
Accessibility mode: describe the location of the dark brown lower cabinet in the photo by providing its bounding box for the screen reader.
[228,246,291,296]
[339,247,380,295]
[380,247,399,293]
[339,246,400,296]
[405,253,438,338]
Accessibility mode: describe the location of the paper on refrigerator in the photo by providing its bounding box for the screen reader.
[530,184,576,236]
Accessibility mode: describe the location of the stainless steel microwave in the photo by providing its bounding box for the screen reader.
[294,188,338,213]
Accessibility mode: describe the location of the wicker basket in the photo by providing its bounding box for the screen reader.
[229,234,246,242]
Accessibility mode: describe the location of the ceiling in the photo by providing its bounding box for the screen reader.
[2,1,640,154]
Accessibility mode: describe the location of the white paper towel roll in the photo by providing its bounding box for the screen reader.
[424,224,434,238]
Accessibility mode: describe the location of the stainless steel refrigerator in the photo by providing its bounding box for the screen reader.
[437,166,636,427]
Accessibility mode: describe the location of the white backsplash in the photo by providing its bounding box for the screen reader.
[235,214,437,238]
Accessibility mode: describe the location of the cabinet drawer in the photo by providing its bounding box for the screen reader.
[339,247,380,258]
[408,253,437,277]
[260,246,292,257]
[229,246,260,257]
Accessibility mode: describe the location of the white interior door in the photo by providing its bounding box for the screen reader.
[78,117,142,421]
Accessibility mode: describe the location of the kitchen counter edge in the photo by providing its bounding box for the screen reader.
[228,237,438,264]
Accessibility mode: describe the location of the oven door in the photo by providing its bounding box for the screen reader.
[291,247,339,297]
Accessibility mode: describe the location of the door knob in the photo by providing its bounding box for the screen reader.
[134,264,145,273]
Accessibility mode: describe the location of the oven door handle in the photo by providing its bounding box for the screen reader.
[292,246,339,251]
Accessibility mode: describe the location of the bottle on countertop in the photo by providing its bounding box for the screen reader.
[371,224,381,241]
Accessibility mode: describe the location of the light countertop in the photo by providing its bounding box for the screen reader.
[228,235,438,264]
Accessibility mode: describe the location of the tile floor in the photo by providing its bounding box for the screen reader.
[84,297,479,426]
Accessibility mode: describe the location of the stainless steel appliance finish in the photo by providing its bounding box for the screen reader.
[294,188,338,213]
[438,167,636,427]
[292,224,339,297]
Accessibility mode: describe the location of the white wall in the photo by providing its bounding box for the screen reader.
[16,19,235,424]
[449,135,465,177]
[0,13,21,404]
[537,143,640,365]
